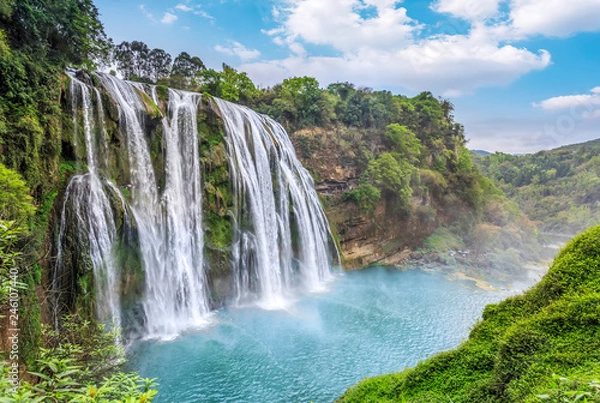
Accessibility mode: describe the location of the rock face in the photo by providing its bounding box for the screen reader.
[290,127,437,269]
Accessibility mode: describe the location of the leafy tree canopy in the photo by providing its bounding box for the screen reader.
[0,0,109,68]
[0,162,35,222]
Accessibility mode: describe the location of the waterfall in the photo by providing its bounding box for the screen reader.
[54,72,337,341]
[97,74,210,339]
[142,88,209,338]
[54,75,122,330]
[215,99,335,308]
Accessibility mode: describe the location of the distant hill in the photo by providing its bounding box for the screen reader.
[554,137,600,151]
[472,138,600,234]
[470,149,491,157]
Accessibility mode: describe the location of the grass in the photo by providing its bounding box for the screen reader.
[338,225,600,403]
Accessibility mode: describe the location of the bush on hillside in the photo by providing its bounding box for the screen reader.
[338,225,600,403]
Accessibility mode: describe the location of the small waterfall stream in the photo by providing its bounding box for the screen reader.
[53,72,337,340]
[54,75,123,330]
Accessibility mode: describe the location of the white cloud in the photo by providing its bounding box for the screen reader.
[175,3,193,12]
[174,2,214,19]
[431,0,502,21]
[275,0,417,52]
[510,0,600,38]
[215,41,261,61]
[534,87,600,119]
[193,9,214,19]
[243,0,550,94]
[161,12,178,24]
[237,0,600,96]
[139,4,154,21]
[242,38,549,95]
[272,5,281,18]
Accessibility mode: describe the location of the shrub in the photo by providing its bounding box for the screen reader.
[345,183,381,212]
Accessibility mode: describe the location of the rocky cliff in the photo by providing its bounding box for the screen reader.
[291,127,449,269]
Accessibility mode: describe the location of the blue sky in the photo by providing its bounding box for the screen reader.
[95,0,600,153]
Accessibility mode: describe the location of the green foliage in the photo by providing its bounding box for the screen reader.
[422,227,463,252]
[114,41,173,83]
[338,225,600,403]
[345,183,381,212]
[474,142,600,234]
[198,64,259,104]
[205,211,233,249]
[384,123,422,165]
[367,153,414,208]
[41,316,125,379]
[1,0,109,68]
[0,221,25,306]
[457,146,475,173]
[135,88,162,119]
[199,104,235,249]
[537,376,600,402]
[259,76,335,130]
[0,163,35,221]
[0,318,158,402]
[171,51,205,77]
[155,85,168,104]
[114,40,150,81]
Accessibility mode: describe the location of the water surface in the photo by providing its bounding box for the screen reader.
[128,267,523,402]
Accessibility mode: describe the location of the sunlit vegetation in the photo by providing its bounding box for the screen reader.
[0,318,158,402]
[338,225,600,403]
[0,1,590,401]
[0,1,156,398]
[474,139,600,234]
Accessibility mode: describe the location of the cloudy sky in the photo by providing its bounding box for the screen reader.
[95,0,600,153]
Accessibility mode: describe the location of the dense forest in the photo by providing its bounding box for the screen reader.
[0,0,587,401]
[474,139,600,235]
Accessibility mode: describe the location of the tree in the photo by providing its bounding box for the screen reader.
[328,82,355,101]
[147,48,172,82]
[198,64,259,104]
[114,40,151,81]
[384,123,422,165]
[367,152,414,208]
[1,0,109,67]
[269,76,334,129]
[171,51,205,77]
[345,183,381,212]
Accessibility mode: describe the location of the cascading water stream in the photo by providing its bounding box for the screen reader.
[54,75,123,330]
[54,72,338,341]
[215,99,336,308]
[97,74,210,339]
[142,88,210,338]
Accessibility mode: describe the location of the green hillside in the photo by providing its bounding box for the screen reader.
[338,225,600,403]
[554,138,600,152]
[471,149,492,157]
[474,140,600,234]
